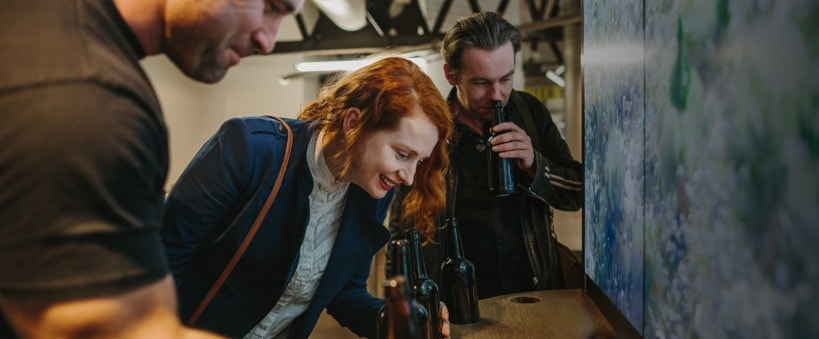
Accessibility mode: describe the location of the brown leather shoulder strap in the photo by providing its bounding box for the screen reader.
[186,116,293,326]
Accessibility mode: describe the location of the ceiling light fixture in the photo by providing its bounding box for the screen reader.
[546,70,565,87]
[294,56,428,73]
[312,0,367,31]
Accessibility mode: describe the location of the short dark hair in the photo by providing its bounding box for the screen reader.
[440,11,522,72]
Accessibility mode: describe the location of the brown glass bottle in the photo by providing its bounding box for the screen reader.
[439,218,480,324]
[383,276,422,339]
[487,100,515,196]
[386,238,415,282]
[406,230,441,339]
[380,239,427,339]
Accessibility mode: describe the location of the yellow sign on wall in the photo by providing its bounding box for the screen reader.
[524,85,564,102]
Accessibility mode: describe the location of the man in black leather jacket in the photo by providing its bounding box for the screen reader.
[389,11,583,299]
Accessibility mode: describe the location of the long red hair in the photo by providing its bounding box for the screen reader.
[299,56,452,240]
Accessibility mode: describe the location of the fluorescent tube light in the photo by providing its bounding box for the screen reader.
[295,57,428,73]
[546,70,565,87]
[295,60,372,72]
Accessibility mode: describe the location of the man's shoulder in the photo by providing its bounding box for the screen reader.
[509,90,550,123]
[512,90,541,103]
[511,90,548,113]
[1,0,141,90]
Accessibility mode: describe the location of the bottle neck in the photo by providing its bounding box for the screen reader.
[407,230,428,279]
[491,100,504,127]
[448,219,465,259]
[388,239,412,278]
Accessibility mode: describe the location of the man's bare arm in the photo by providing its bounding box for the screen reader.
[0,275,223,339]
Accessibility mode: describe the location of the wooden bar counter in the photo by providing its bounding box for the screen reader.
[450,289,616,338]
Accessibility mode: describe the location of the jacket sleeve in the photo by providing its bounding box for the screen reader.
[160,118,257,281]
[326,193,393,338]
[520,93,584,211]
[325,255,385,338]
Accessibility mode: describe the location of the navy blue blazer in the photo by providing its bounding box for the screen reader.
[161,116,392,338]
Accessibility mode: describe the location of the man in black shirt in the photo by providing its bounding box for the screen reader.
[0,0,303,337]
[390,11,583,299]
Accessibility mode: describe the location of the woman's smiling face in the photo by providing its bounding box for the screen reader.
[345,106,440,199]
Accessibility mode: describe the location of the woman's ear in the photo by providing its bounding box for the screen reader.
[342,107,361,133]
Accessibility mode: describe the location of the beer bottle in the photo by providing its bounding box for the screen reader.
[487,100,515,196]
[439,218,480,324]
[381,238,427,338]
[383,276,422,339]
[407,229,441,339]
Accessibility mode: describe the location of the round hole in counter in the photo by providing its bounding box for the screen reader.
[509,296,541,304]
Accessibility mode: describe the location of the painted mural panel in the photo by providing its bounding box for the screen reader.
[585,0,818,337]
[643,0,819,337]
[582,0,645,333]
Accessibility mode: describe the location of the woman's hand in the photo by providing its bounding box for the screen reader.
[439,301,451,339]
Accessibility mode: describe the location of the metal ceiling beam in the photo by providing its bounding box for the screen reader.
[271,0,581,81]
[271,0,541,56]
[518,14,581,33]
